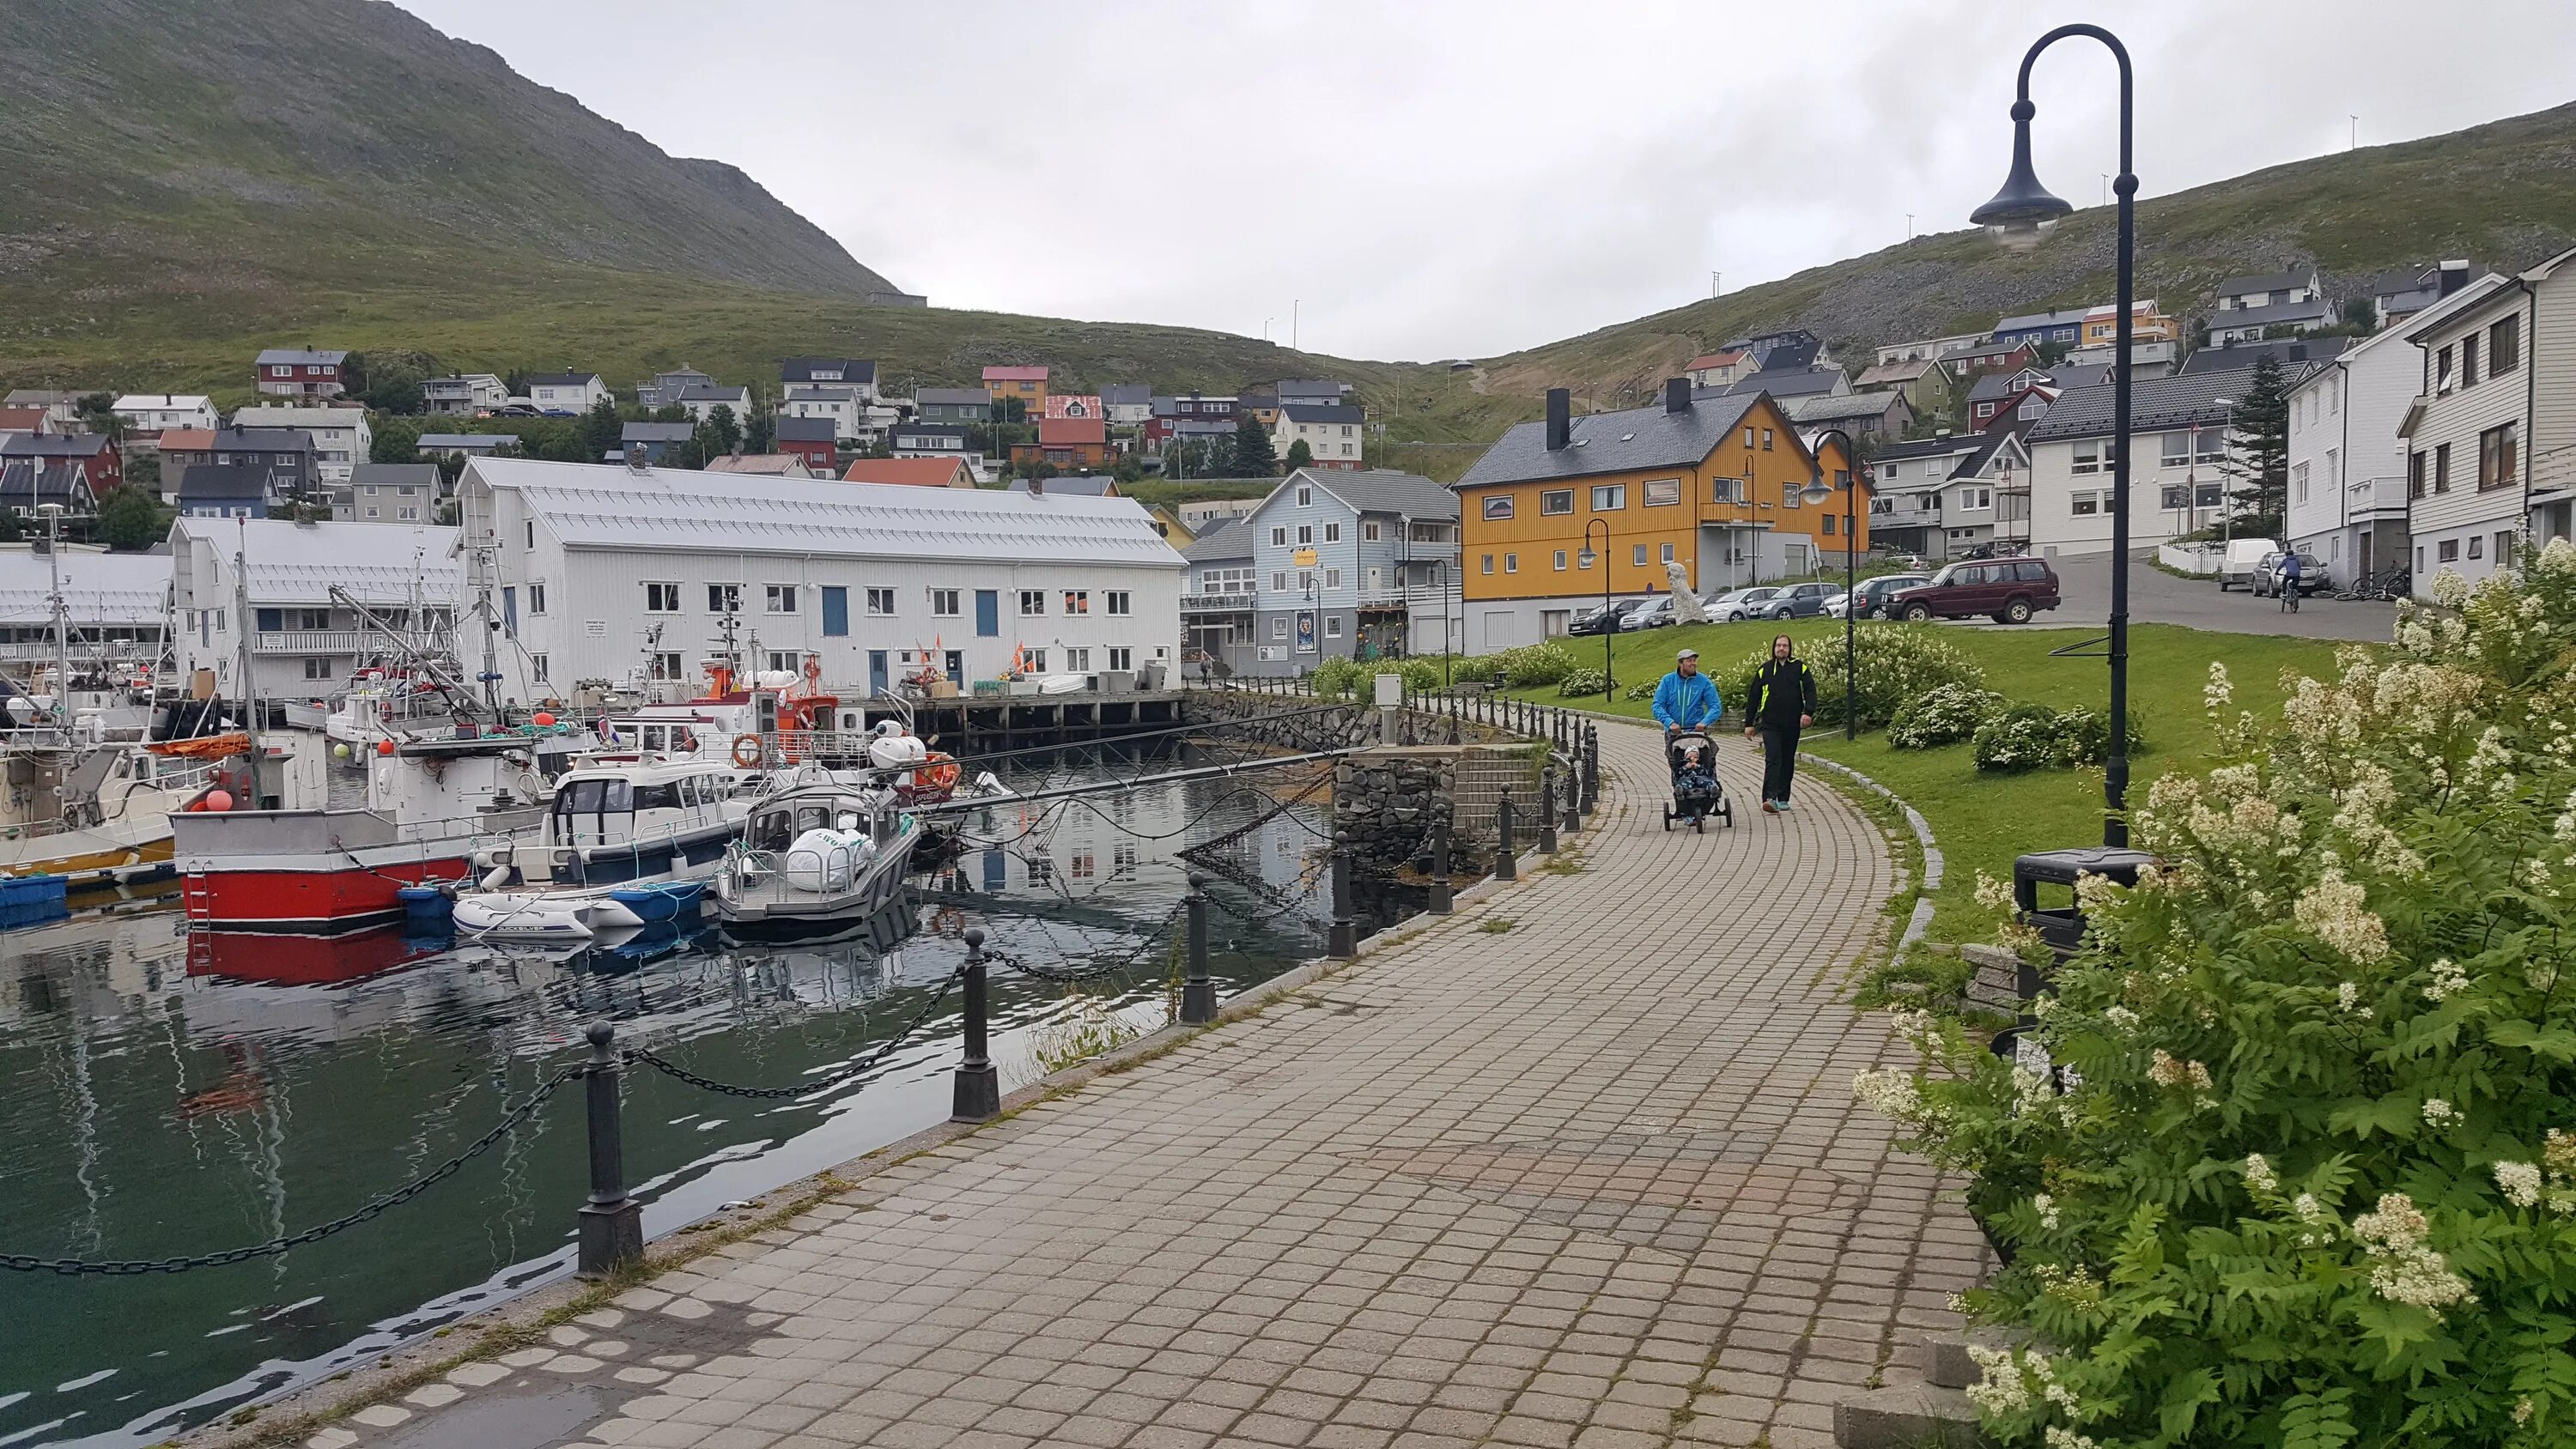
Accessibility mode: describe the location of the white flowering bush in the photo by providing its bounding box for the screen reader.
[1858,549,2576,1446]
[1971,704,2148,773]
[1557,667,1610,698]
[1890,684,2008,749]
[1710,626,1985,730]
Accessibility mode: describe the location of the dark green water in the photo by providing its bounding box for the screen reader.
[0,752,1352,1446]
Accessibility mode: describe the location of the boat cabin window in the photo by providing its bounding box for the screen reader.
[640,724,665,752]
[671,728,696,755]
[632,783,680,812]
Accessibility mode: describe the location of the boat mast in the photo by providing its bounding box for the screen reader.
[38,504,69,731]
[232,520,262,773]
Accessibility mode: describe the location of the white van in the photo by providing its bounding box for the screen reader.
[2217,537,2282,591]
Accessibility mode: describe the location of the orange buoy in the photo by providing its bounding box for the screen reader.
[533,711,556,727]
[377,739,397,756]
[205,789,234,812]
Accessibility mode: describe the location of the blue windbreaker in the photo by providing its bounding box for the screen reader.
[1651,670,1722,730]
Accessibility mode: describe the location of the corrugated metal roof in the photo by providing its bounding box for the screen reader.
[172,518,463,603]
[1303,468,1457,520]
[467,458,1182,569]
[0,550,170,624]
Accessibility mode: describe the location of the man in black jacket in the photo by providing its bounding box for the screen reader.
[1741,634,1817,813]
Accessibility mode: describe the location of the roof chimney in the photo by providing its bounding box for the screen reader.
[624,443,650,473]
[2438,260,2470,297]
[1663,378,1692,414]
[1544,389,1571,451]
[1030,473,1045,496]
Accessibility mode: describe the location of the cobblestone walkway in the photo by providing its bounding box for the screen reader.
[328,719,1987,1449]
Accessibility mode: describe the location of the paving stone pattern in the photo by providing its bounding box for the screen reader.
[323,720,1990,1449]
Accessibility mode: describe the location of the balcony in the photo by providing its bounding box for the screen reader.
[255,630,372,655]
[2345,475,2409,519]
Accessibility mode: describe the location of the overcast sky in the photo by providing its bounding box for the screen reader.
[397,0,2575,362]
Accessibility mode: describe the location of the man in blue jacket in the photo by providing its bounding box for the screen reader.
[1652,647,1722,737]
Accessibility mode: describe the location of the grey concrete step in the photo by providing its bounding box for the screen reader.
[1833,1383,1991,1448]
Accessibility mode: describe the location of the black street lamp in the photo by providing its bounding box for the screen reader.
[1577,518,1612,701]
[1798,427,1858,741]
[1973,22,2136,847]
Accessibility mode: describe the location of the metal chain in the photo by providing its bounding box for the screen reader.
[983,902,1187,984]
[625,965,964,1100]
[3,1064,586,1276]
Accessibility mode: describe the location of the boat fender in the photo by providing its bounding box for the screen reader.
[732,734,766,769]
[481,864,513,891]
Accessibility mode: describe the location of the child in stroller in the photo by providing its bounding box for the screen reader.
[1651,647,1733,832]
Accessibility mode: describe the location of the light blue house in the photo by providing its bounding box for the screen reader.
[1220,468,1459,676]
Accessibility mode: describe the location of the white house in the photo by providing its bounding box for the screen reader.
[2207,299,2337,349]
[230,403,373,483]
[672,385,755,426]
[2023,367,2267,555]
[167,518,463,699]
[2398,246,2576,595]
[1101,384,1153,426]
[2215,269,2324,312]
[780,359,878,403]
[526,373,610,414]
[455,457,1185,703]
[2284,319,2423,587]
[1272,404,1365,470]
[1867,431,2030,561]
[422,374,509,415]
[0,547,170,667]
[112,394,218,440]
[780,385,864,442]
[1873,332,1988,367]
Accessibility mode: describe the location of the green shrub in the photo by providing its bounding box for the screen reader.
[1558,667,1610,698]
[1306,655,1364,698]
[1970,703,2065,773]
[1485,641,1582,688]
[1395,656,1448,696]
[1710,626,1984,731]
[1888,684,2006,749]
[1625,678,1658,702]
[1856,543,2576,1446]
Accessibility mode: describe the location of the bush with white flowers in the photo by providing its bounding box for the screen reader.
[1890,683,2008,749]
[1710,625,1985,730]
[1857,547,2576,1446]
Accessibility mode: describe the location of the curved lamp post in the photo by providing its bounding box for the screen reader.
[1972,22,2136,847]
[1797,427,1858,741]
[1577,518,1612,701]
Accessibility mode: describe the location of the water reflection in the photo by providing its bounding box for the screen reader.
[0,747,1341,1447]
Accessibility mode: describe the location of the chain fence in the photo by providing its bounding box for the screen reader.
[622,965,963,1100]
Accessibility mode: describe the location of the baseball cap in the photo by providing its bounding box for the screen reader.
[1676,647,1698,661]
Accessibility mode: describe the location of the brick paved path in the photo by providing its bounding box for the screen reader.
[331,720,1987,1449]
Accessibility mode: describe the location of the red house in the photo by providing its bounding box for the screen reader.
[255,348,350,397]
[0,432,123,493]
[773,417,840,476]
[1010,416,1115,471]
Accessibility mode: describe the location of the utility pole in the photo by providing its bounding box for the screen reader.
[1710,270,1722,299]
[2349,115,2359,149]
[1905,213,1914,239]
[1291,300,1299,353]
[231,521,263,802]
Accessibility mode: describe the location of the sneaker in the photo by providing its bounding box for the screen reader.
[1777,798,1793,811]
[1761,799,1777,814]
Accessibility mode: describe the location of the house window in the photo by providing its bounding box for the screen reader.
[1631,543,1648,567]
[1504,554,1517,573]
[1109,647,1133,671]
[2491,315,2521,374]
[2072,440,2101,476]
[2479,422,2520,490]
[1553,550,1567,570]
[2161,484,2188,510]
[1271,571,1288,591]
[1296,486,1312,506]
[2293,462,2309,504]
[931,588,960,616]
[2409,451,2427,499]
[1822,515,1835,536]
[1323,568,1342,589]
[2434,442,2453,494]
[304,657,334,680]
[1482,496,1514,521]
[1324,617,1344,639]
[707,583,739,613]
[1711,477,1742,504]
[1540,489,1573,515]
[2196,431,2225,464]
[2196,483,2223,508]
[1064,591,1091,615]
[1761,428,1774,451]
[1297,524,1313,545]
[1590,483,1626,511]
[2071,492,2099,516]
[524,520,535,549]
[1066,648,1092,671]
[2464,334,2482,388]
[1642,478,1680,506]
[2499,533,2518,567]
[1024,648,1046,671]
[2439,539,2460,563]
[1020,590,1046,615]
[1107,591,1131,615]
[2437,345,2455,393]
[1361,520,1382,542]
[766,585,799,614]
[2160,433,2189,469]
[520,583,547,616]
[1323,523,1341,543]
[1480,555,1494,574]
[1661,541,1676,561]
[1270,526,1288,546]
[1272,617,1289,640]
[647,651,684,681]
[2470,536,2485,560]
[530,654,549,682]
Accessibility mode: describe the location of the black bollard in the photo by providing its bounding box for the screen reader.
[1538,767,1559,854]
[1182,875,1217,1025]
[1582,724,1601,814]
[951,929,1000,1122]
[1327,837,1358,958]
[1496,795,1517,882]
[577,1020,643,1276]
[1562,758,1583,834]
[1428,813,1453,915]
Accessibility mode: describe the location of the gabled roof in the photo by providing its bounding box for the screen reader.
[1785,391,1906,424]
[780,358,876,384]
[172,462,273,499]
[1965,372,2026,403]
[1298,468,1456,521]
[0,459,96,508]
[416,433,520,451]
[156,427,217,452]
[0,550,169,625]
[704,455,811,476]
[892,422,969,440]
[1456,392,1763,489]
[2045,363,2115,391]
[1181,518,1249,563]
[170,518,464,603]
[351,463,440,488]
[623,421,696,444]
[255,349,347,367]
[1871,434,1986,464]
[2213,298,2336,330]
[915,387,992,407]
[1992,306,2089,333]
[841,458,975,488]
[1685,349,1749,371]
[465,457,1177,567]
[1100,383,1152,406]
[1718,366,1844,399]
[525,372,603,388]
[0,433,113,458]
[112,394,213,412]
[782,385,858,403]
[981,365,1049,383]
[2217,270,2316,297]
[229,404,364,429]
[1036,417,1107,446]
[2179,337,2348,375]
[1008,475,1116,496]
[2083,300,2164,320]
[2027,367,2262,442]
[674,385,750,403]
[1854,358,1939,387]
[774,417,837,443]
[0,407,48,433]
[1279,403,1362,424]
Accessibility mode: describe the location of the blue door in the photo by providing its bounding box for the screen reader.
[821,585,849,637]
[974,589,999,637]
[945,650,963,684]
[867,651,889,694]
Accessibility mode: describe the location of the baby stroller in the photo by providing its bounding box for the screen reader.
[1663,729,1732,832]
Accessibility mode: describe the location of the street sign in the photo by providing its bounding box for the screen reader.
[1291,547,1319,567]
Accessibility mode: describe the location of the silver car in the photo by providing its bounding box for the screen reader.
[1703,586,1779,622]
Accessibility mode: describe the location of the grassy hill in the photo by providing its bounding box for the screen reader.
[2,0,2570,480]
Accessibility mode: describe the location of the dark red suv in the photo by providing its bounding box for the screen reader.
[1890,556,2061,624]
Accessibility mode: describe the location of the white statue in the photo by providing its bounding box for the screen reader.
[1665,561,1710,624]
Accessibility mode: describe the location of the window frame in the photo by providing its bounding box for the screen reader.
[1539,489,1573,516]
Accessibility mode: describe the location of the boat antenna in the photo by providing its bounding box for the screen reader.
[231,518,263,792]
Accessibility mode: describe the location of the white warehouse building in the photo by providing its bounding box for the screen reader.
[457,457,1186,704]
[168,518,464,700]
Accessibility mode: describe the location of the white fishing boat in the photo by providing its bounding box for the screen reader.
[452,759,750,940]
[712,770,920,941]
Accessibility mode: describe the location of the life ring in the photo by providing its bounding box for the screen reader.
[914,756,961,793]
[731,734,767,769]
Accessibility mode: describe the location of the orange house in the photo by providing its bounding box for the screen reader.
[982,365,1050,415]
[1450,381,1868,648]
[1008,415,1116,471]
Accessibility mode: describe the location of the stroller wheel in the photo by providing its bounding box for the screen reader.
[1692,814,1705,834]
[1662,805,1672,831]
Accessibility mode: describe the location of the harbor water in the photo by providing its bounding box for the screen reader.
[0,745,1376,1446]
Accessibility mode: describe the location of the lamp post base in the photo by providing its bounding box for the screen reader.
[577,1198,644,1277]
[951,1064,1000,1123]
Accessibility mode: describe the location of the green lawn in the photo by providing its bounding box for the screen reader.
[1511,618,2356,941]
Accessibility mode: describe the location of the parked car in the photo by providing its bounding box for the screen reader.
[2216,537,2283,591]
[1621,595,1679,630]
[1703,586,1779,622]
[1760,582,1839,621]
[1567,598,1643,636]
[1889,556,2063,624]
[1829,573,1932,620]
[2252,549,2330,597]
[1959,540,2027,561]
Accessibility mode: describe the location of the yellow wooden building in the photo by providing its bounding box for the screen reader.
[1450,382,1868,648]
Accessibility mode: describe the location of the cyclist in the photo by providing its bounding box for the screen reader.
[2278,551,2303,613]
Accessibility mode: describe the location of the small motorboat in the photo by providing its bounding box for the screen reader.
[714,775,920,941]
[453,889,643,942]
[607,879,705,924]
